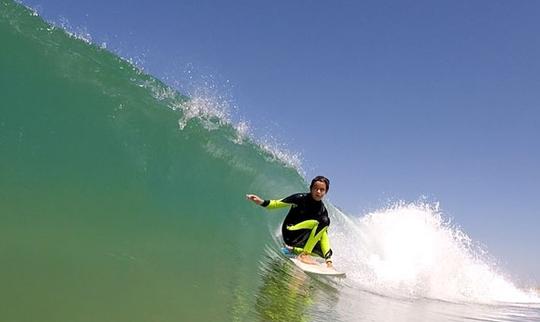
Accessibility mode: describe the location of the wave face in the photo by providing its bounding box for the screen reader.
[2,1,539,321]
[0,2,305,321]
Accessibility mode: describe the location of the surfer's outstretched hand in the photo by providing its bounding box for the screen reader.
[246,194,263,205]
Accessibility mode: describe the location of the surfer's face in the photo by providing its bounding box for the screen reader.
[310,181,327,201]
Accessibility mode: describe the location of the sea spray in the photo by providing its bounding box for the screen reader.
[330,202,540,303]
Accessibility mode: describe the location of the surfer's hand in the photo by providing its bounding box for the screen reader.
[246,194,263,205]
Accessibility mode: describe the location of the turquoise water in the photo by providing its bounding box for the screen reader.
[1,1,305,320]
[2,1,540,321]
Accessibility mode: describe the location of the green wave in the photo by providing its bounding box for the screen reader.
[0,1,308,321]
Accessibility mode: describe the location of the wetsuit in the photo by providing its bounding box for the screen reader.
[261,193,333,260]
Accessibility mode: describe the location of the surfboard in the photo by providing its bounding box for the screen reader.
[281,247,346,277]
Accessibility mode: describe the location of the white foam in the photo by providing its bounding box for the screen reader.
[256,136,303,173]
[177,90,231,130]
[138,68,304,172]
[54,16,93,44]
[329,202,540,304]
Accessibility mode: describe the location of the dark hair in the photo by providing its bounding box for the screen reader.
[310,176,330,192]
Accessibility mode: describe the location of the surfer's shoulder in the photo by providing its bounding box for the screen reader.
[282,193,307,203]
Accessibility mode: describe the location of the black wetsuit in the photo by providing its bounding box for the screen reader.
[261,193,332,259]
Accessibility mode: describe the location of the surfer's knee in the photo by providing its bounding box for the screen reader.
[319,216,329,228]
[286,219,319,231]
[313,217,329,235]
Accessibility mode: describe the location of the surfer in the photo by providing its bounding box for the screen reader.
[246,176,334,268]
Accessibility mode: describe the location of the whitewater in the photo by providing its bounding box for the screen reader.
[1,1,539,321]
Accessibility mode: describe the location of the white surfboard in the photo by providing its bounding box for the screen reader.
[289,257,346,277]
[281,248,345,277]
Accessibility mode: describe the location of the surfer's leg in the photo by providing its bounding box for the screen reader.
[283,244,309,257]
[298,226,327,265]
[319,230,333,268]
[286,219,330,262]
[309,232,334,268]
[303,225,327,255]
[286,219,319,231]
[286,219,326,253]
[286,220,319,255]
[320,230,332,258]
[285,220,319,264]
[288,246,305,255]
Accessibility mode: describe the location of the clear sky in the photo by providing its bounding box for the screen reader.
[21,0,540,283]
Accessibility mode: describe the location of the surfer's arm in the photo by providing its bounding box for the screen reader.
[246,194,294,208]
[260,193,304,209]
[260,199,291,209]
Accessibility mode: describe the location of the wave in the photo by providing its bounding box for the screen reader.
[330,202,539,304]
[1,2,538,321]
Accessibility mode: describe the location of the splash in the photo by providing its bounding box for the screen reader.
[330,202,540,304]
[139,76,303,171]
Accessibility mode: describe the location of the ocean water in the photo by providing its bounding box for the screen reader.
[1,1,539,321]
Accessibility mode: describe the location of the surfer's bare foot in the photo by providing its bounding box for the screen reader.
[298,252,317,265]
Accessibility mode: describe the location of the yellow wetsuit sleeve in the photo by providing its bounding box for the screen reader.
[262,199,293,209]
[261,193,303,209]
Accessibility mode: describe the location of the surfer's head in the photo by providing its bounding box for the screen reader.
[310,176,329,201]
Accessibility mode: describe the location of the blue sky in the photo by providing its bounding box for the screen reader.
[22,0,539,283]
